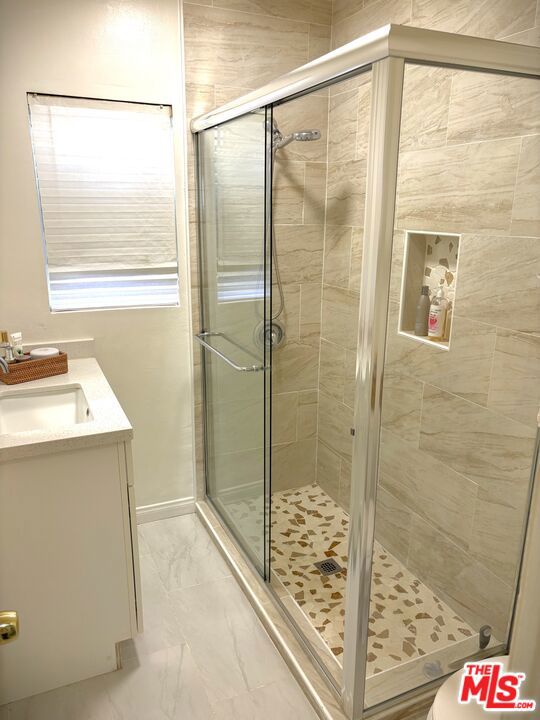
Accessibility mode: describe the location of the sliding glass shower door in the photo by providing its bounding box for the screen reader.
[196,111,271,575]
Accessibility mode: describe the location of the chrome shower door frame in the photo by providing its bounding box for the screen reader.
[342,55,404,719]
[191,25,540,720]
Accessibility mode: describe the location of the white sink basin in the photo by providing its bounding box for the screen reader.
[0,385,93,434]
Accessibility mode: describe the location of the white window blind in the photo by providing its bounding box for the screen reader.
[28,94,179,311]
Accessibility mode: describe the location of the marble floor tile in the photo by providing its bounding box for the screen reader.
[211,679,318,720]
[138,514,231,591]
[119,554,186,659]
[1,645,214,720]
[169,576,290,703]
[2,514,314,719]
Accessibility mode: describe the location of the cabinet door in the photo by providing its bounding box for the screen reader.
[0,444,133,703]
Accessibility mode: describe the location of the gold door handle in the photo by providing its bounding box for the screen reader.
[0,611,19,644]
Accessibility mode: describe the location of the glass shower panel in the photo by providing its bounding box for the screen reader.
[364,63,540,709]
[268,69,372,686]
[197,111,270,575]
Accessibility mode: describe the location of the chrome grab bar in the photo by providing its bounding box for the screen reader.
[194,332,268,373]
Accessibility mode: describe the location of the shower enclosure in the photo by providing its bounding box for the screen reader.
[193,25,540,719]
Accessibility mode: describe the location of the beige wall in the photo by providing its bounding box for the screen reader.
[0,0,195,510]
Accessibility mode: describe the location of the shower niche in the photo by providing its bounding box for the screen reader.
[398,230,461,350]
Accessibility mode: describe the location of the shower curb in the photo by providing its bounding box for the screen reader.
[195,500,437,720]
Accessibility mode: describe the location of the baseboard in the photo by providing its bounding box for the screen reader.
[136,496,195,524]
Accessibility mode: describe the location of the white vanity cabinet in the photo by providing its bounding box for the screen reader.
[0,360,141,705]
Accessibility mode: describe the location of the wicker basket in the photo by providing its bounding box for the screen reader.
[0,352,68,385]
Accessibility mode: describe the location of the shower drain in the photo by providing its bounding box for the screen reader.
[314,558,343,576]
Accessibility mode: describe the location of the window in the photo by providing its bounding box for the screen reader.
[28,94,179,311]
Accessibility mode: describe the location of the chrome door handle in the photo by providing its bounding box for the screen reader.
[194,332,268,373]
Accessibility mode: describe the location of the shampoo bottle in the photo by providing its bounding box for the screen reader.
[414,285,431,336]
[428,282,448,341]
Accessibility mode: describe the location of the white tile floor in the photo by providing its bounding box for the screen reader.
[1,515,318,720]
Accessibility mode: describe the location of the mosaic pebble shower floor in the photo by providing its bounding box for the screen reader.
[271,484,476,674]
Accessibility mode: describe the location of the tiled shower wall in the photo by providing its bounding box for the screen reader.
[269,96,329,492]
[318,0,540,637]
[182,0,333,497]
[183,0,540,554]
[315,73,370,511]
[377,66,540,638]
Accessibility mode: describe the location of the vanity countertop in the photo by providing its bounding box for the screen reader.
[0,358,133,461]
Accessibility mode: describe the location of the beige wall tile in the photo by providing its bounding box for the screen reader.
[317,439,341,503]
[374,485,411,566]
[273,336,320,393]
[212,0,328,24]
[502,25,540,47]
[273,225,324,285]
[381,370,423,444]
[420,385,536,492]
[323,225,352,288]
[274,284,301,340]
[271,159,305,224]
[183,4,309,89]
[331,0,360,26]
[511,135,540,238]
[456,235,540,335]
[343,349,357,410]
[419,385,535,584]
[488,328,540,427]
[400,65,452,152]
[310,0,333,26]
[318,389,354,461]
[214,84,253,106]
[321,284,360,351]
[272,438,318,491]
[328,89,359,163]
[329,73,369,98]
[300,282,323,339]
[319,338,346,401]
[308,22,331,61]
[338,458,351,512]
[274,94,329,163]
[326,158,367,226]
[272,392,298,444]
[349,227,363,293]
[406,513,513,637]
[411,0,536,39]
[396,138,521,234]
[379,429,478,551]
[447,73,540,145]
[185,81,215,120]
[297,390,319,439]
[303,162,327,225]
[332,0,411,49]
[386,305,497,407]
[355,79,371,159]
[469,485,529,587]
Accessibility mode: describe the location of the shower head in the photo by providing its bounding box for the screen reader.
[292,129,321,142]
[272,121,321,150]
